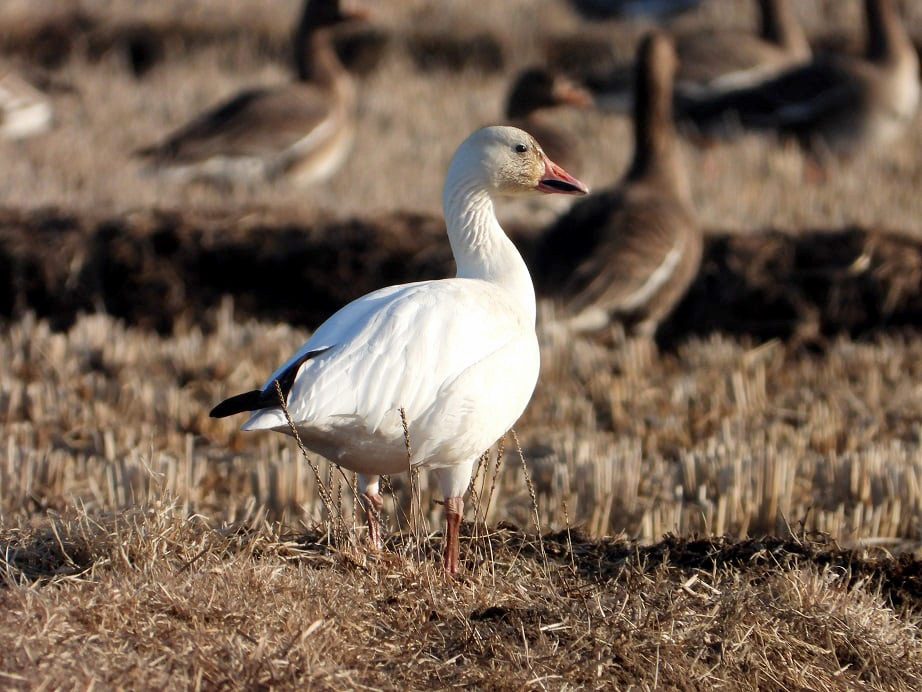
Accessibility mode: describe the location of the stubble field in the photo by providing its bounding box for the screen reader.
[3,0,922,688]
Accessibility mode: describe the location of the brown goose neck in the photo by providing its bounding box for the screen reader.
[626,47,683,197]
[865,0,911,64]
[506,91,535,120]
[759,0,808,54]
[294,26,344,87]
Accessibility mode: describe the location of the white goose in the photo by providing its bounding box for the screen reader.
[210,126,588,573]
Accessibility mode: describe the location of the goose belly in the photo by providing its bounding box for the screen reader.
[871,75,920,146]
[282,119,354,186]
[283,334,540,477]
[156,155,268,185]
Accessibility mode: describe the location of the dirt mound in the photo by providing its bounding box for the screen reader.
[660,227,922,346]
[0,207,453,332]
[2,207,920,341]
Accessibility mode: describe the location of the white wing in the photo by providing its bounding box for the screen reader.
[242,278,530,433]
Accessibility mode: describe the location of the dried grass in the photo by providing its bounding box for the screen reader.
[2,507,922,689]
[3,308,922,548]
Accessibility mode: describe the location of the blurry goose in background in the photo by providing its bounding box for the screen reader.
[504,67,593,173]
[536,32,701,339]
[137,0,364,186]
[209,126,588,574]
[590,0,809,111]
[0,70,53,140]
[680,0,919,160]
[674,0,810,99]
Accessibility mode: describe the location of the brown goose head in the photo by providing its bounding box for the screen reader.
[298,0,367,31]
[505,68,593,119]
[294,0,369,82]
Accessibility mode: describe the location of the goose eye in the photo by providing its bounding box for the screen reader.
[514,143,528,154]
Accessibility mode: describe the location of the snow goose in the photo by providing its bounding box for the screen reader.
[537,32,701,338]
[209,126,588,573]
[504,67,592,173]
[681,0,919,160]
[137,0,363,186]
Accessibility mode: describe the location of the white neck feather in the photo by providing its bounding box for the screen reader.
[442,172,536,324]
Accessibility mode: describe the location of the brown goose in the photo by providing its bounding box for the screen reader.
[137,0,363,186]
[505,67,592,172]
[674,0,810,98]
[681,0,919,159]
[591,0,808,111]
[537,32,701,338]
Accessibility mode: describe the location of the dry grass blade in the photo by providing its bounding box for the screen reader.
[273,381,339,537]
[400,406,425,563]
[512,429,550,581]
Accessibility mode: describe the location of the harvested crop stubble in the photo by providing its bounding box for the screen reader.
[3,309,922,546]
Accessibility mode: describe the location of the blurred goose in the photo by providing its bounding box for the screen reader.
[674,0,810,99]
[505,67,593,172]
[209,126,588,574]
[537,32,701,338]
[681,0,919,159]
[137,0,362,186]
[0,70,52,140]
[591,0,808,111]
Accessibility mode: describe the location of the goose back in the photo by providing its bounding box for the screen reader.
[679,0,918,159]
[137,0,358,185]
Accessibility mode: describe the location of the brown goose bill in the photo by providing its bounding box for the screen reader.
[341,1,371,21]
[537,153,589,195]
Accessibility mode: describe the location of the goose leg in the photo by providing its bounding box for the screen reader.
[358,474,384,550]
[443,496,464,574]
[431,462,475,575]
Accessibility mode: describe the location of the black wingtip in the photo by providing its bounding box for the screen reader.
[209,390,264,418]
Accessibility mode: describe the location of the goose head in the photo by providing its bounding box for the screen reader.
[299,0,368,31]
[506,68,593,119]
[447,126,589,199]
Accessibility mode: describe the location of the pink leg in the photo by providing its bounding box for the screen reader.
[362,490,384,550]
[443,496,464,574]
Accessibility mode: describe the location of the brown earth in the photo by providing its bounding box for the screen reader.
[2,207,920,345]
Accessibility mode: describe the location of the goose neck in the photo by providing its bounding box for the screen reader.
[443,176,536,322]
[865,0,912,66]
[294,26,348,91]
[759,0,808,56]
[627,51,690,203]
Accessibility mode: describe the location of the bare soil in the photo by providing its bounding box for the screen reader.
[3,207,921,346]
